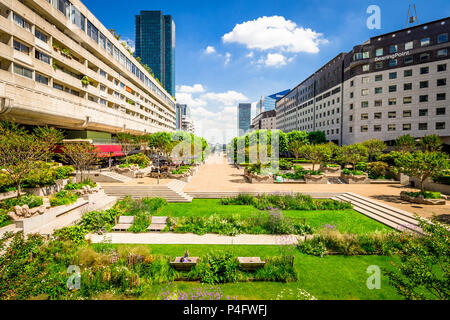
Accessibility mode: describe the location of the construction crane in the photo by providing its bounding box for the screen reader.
[406,3,419,28]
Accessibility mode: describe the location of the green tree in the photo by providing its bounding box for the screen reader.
[395,151,448,193]
[418,134,443,152]
[385,217,449,300]
[287,131,309,159]
[395,134,416,153]
[337,144,369,170]
[307,131,327,145]
[362,139,387,162]
[0,122,53,197]
[115,133,138,157]
[299,144,332,171]
[59,143,100,183]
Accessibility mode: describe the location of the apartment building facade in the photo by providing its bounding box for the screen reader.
[0,0,176,140]
[276,17,450,146]
[251,109,276,131]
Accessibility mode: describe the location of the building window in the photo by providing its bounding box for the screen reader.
[349,103,354,110]
[436,107,446,115]
[389,59,398,67]
[437,93,446,101]
[87,20,99,43]
[350,80,354,87]
[362,64,370,72]
[404,57,413,64]
[388,98,397,106]
[361,126,368,132]
[403,97,412,104]
[388,112,396,119]
[361,113,369,120]
[35,29,48,43]
[405,41,414,50]
[13,40,29,54]
[389,72,397,79]
[375,62,383,69]
[35,50,50,64]
[403,110,412,117]
[389,85,397,93]
[437,49,448,57]
[35,73,49,85]
[403,124,411,131]
[362,77,370,83]
[99,69,107,78]
[374,112,382,119]
[404,83,412,90]
[375,75,383,81]
[389,45,398,53]
[419,109,428,116]
[375,87,383,94]
[13,63,32,79]
[419,123,428,130]
[438,64,447,72]
[71,5,86,31]
[376,48,383,56]
[419,95,429,102]
[438,33,448,44]
[420,67,430,75]
[421,37,430,46]
[349,127,353,133]
[13,13,31,32]
[420,53,430,62]
[363,52,370,59]
[388,124,396,131]
[375,100,383,107]
[361,89,369,96]
[349,115,353,121]
[374,125,381,132]
[437,79,447,86]
[436,122,446,130]
[361,101,369,108]
[404,69,413,77]
[420,81,429,88]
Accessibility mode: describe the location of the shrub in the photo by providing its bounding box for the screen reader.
[298,240,327,257]
[53,225,87,244]
[355,162,367,172]
[79,208,121,233]
[279,159,293,170]
[405,191,442,199]
[0,210,10,228]
[65,179,97,190]
[367,162,389,179]
[50,190,78,207]
[121,154,150,169]
[221,194,256,206]
[1,194,43,210]
[254,256,298,282]
[191,251,239,284]
[342,169,365,176]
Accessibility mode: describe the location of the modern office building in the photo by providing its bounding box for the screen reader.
[0,0,176,143]
[251,109,276,131]
[237,103,252,136]
[277,17,450,146]
[135,11,175,97]
[256,89,290,115]
[176,103,194,133]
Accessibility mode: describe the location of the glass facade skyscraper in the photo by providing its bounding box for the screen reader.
[256,89,290,114]
[237,103,252,136]
[135,11,175,97]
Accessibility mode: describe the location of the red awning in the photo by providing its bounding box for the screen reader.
[54,145,125,158]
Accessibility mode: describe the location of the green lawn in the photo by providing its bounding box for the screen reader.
[124,244,402,300]
[157,199,391,235]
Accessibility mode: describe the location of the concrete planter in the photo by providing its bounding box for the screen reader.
[341,173,370,184]
[23,179,69,197]
[304,174,328,184]
[0,190,19,201]
[400,191,446,205]
[319,165,342,175]
[244,174,274,184]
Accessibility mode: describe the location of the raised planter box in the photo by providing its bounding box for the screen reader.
[400,191,446,205]
[244,174,274,184]
[319,165,342,175]
[23,179,70,197]
[304,174,328,184]
[341,173,370,184]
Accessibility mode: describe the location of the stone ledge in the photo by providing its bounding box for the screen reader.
[400,191,446,205]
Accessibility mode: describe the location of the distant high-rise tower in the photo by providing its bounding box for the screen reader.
[135,11,175,96]
[237,103,252,136]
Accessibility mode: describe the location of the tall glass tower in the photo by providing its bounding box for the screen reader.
[135,11,175,96]
[237,103,252,136]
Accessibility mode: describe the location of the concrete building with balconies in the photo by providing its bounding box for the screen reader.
[0,0,176,141]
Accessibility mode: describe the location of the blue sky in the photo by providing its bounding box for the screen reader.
[83,0,450,143]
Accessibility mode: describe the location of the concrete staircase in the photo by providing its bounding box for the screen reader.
[99,171,133,183]
[335,192,423,235]
[102,180,193,203]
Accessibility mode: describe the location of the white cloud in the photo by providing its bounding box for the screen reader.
[224,52,231,65]
[176,84,205,94]
[265,53,288,67]
[121,38,135,54]
[204,46,216,54]
[222,15,327,54]
[202,90,248,106]
[246,52,254,58]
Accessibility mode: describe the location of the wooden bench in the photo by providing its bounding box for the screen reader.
[237,257,267,271]
[148,216,168,232]
[112,216,135,232]
[170,257,200,271]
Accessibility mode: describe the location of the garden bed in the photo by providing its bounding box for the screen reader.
[400,191,446,205]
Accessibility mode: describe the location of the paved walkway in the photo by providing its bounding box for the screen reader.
[86,233,302,245]
[185,154,449,220]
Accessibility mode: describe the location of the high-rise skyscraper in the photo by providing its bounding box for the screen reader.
[135,11,175,96]
[256,90,290,114]
[237,103,252,136]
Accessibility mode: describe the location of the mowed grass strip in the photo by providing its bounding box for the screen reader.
[128,244,401,300]
[156,199,391,235]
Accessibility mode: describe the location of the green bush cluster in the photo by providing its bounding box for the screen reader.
[172,165,190,175]
[221,194,352,211]
[49,190,78,207]
[342,169,365,176]
[190,251,239,284]
[120,154,150,169]
[405,191,442,199]
[64,179,97,190]
[1,195,43,210]
[254,256,298,283]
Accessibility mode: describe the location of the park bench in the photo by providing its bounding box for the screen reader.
[148,216,168,232]
[170,257,200,271]
[237,257,267,271]
[112,216,135,232]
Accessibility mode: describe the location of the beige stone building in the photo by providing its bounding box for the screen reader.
[0,0,176,138]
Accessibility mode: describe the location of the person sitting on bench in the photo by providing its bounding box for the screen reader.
[180,250,191,263]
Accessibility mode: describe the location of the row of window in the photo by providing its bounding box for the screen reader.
[353,107,447,121]
[350,93,447,109]
[354,122,446,133]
